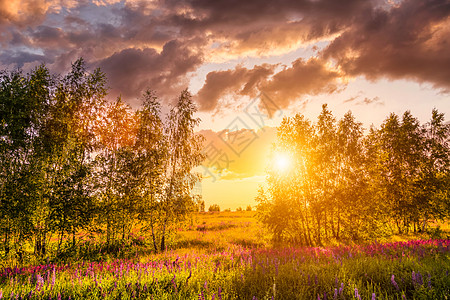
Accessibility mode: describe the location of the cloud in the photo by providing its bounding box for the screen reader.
[0,0,50,25]
[0,50,46,68]
[344,94,383,106]
[196,0,450,110]
[0,0,449,109]
[197,58,342,111]
[31,25,64,46]
[97,39,204,105]
[343,95,359,103]
[261,58,342,108]
[167,0,372,57]
[196,64,275,111]
[1,0,368,66]
[360,96,383,105]
[323,0,450,92]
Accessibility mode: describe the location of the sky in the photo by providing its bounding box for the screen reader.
[1,0,449,209]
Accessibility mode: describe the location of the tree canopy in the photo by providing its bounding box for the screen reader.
[258,105,450,245]
[0,60,204,259]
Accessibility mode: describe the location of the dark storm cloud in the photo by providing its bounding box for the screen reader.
[196,64,275,111]
[32,25,64,44]
[261,58,341,108]
[166,0,369,35]
[0,50,46,68]
[196,0,450,110]
[1,0,370,67]
[0,0,449,108]
[165,0,373,53]
[323,0,450,91]
[197,58,342,111]
[98,39,204,105]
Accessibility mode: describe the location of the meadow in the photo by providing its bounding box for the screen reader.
[0,212,449,300]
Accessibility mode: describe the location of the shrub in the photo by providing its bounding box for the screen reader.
[208,204,220,212]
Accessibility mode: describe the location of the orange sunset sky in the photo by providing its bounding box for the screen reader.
[1,0,449,209]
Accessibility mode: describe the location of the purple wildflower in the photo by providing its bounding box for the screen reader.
[51,267,56,289]
[172,275,177,293]
[36,275,44,292]
[416,272,423,285]
[186,268,192,285]
[354,287,361,300]
[334,288,337,300]
[391,275,399,291]
[372,293,376,300]
[339,283,344,296]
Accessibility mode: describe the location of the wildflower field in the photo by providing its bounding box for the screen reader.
[1,212,449,300]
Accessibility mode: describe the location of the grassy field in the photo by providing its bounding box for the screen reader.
[174,211,267,252]
[1,212,449,299]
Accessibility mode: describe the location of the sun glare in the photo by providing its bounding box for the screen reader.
[274,152,291,173]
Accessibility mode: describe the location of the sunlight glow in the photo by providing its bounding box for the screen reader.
[274,152,291,173]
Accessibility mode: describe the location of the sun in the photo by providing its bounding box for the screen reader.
[274,152,291,173]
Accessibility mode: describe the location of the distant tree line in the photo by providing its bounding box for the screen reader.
[0,59,204,259]
[257,105,450,245]
[236,206,253,212]
[208,204,220,212]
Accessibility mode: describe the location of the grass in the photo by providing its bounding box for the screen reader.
[0,212,449,299]
[174,211,267,252]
